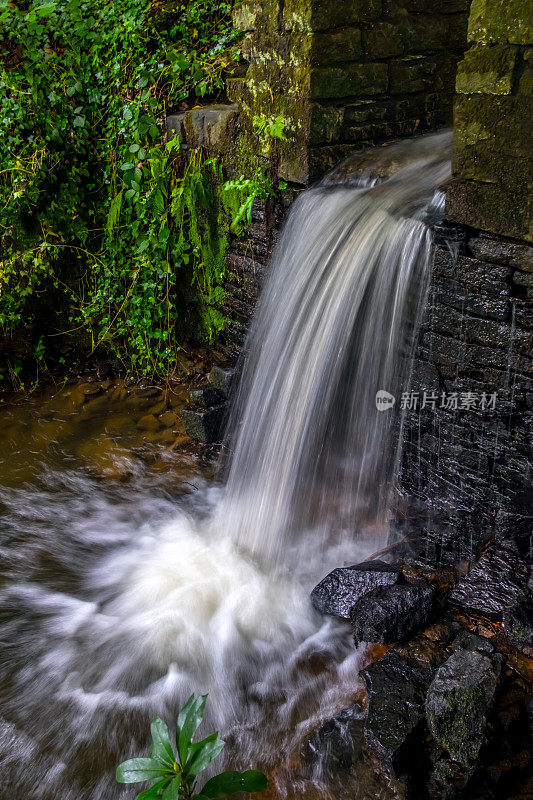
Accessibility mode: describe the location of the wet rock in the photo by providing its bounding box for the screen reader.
[79,382,102,396]
[208,365,236,397]
[311,561,400,620]
[302,702,366,779]
[362,651,434,765]
[181,405,225,443]
[425,646,500,768]
[449,539,529,620]
[159,410,178,428]
[137,414,161,432]
[135,386,162,398]
[190,387,224,408]
[351,582,435,644]
[505,600,533,652]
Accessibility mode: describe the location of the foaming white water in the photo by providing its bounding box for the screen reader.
[0,474,366,799]
[0,133,451,799]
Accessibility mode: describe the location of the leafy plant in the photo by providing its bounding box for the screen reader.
[0,0,273,379]
[116,694,267,799]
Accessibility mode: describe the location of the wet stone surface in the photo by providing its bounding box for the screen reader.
[311,561,401,620]
[351,582,435,644]
[361,650,434,766]
[449,538,530,620]
[302,702,366,780]
[425,640,501,769]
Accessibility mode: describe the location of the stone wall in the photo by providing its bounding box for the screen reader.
[398,0,533,561]
[446,0,533,242]
[397,226,533,561]
[231,0,470,183]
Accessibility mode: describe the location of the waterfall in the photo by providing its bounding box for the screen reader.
[221,132,451,567]
[0,132,452,800]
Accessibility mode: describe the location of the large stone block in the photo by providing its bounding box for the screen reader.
[233,0,264,31]
[390,56,436,94]
[309,104,345,143]
[310,63,388,99]
[453,94,531,159]
[180,105,239,153]
[284,0,381,32]
[456,45,517,95]
[311,27,362,64]
[447,180,533,243]
[467,0,533,45]
[363,22,404,59]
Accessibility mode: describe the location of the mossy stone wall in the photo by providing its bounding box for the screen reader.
[231,0,470,183]
[446,0,533,242]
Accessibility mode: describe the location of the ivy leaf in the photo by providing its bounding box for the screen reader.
[121,162,134,171]
[129,143,140,153]
[73,116,85,128]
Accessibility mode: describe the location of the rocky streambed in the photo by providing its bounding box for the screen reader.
[306,537,532,800]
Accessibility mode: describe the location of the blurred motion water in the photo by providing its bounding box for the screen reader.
[0,132,451,800]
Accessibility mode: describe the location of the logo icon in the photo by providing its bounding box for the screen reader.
[375,390,396,411]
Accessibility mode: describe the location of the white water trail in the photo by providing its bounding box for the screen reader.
[220,132,451,568]
[0,133,451,800]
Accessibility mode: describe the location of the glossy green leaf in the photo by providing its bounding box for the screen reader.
[184,736,224,779]
[136,778,171,800]
[150,718,175,766]
[116,757,170,784]
[162,776,181,800]
[200,770,267,798]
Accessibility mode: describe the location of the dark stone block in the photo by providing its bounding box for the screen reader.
[180,405,226,443]
[351,582,435,644]
[362,651,434,764]
[310,63,388,100]
[302,703,366,779]
[311,561,400,620]
[208,365,236,397]
[390,56,436,94]
[311,28,361,65]
[425,646,500,768]
[189,387,224,408]
[449,538,530,620]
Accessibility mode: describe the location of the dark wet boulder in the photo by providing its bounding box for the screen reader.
[181,405,225,443]
[425,645,501,768]
[361,651,434,765]
[189,386,224,408]
[311,561,400,620]
[350,582,435,644]
[449,538,529,620]
[302,702,366,779]
[208,365,236,397]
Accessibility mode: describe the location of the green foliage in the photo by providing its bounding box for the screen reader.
[0,0,271,377]
[116,694,267,799]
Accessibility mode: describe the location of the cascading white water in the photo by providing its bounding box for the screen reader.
[0,133,450,800]
[221,133,451,568]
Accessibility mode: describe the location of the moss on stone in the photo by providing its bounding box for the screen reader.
[310,63,388,99]
[311,28,362,65]
[284,0,382,33]
[468,0,533,45]
[456,45,517,95]
[309,104,345,143]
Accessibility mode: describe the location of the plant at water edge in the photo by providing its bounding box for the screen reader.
[116,694,267,799]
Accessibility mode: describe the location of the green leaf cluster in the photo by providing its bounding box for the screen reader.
[116,694,267,799]
[0,0,271,379]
